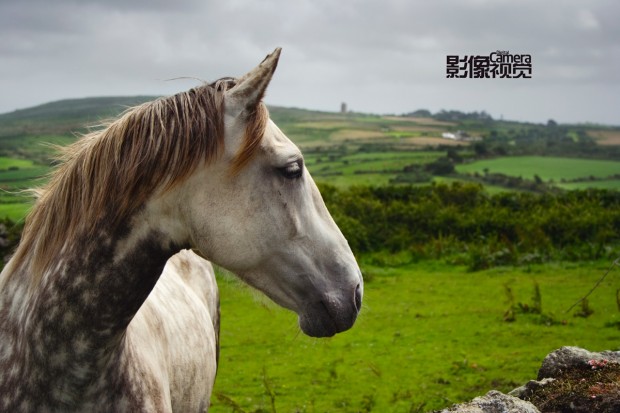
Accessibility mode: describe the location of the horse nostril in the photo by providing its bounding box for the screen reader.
[354,283,362,312]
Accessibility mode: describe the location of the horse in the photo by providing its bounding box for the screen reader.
[0,48,363,412]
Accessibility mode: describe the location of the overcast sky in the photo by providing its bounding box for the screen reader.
[1,0,618,124]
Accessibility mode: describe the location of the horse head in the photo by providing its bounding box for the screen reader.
[179,49,363,337]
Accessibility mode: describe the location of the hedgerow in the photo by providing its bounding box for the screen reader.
[321,182,620,270]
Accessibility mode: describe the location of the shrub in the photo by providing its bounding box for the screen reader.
[319,183,620,269]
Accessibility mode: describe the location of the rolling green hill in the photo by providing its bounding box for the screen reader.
[0,96,619,220]
[0,96,157,129]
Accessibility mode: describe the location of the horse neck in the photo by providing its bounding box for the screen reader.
[0,199,188,409]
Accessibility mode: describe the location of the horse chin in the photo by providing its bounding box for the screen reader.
[298,313,338,338]
[297,301,358,338]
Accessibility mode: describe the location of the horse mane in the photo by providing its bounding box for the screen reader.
[8,78,269,281]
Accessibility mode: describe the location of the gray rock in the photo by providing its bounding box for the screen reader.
[435,347,620,413]
[438,390,540,413]
[508,378,556,399]
[537,346,620,380]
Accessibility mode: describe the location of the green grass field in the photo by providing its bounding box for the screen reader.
[306,151,445,188]
[0,157,36,169]
[558,180,620,190]
[0,198,32,220]
[0,157,47,220]
[0,156,48,220]
[456,156,620,183]
[211,261,620,412]
[309,153,620,192]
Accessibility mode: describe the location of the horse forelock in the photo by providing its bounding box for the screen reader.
[7,78,268,284]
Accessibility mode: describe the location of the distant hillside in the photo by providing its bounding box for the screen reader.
[0,96,160,121]
[0,96,159,138]
[0,96,337,139]
[0,95,619,221]
[0,96,352,164]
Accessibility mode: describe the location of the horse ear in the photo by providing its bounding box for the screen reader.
[225,48,281,112]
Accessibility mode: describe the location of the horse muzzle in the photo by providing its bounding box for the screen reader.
[298,282,363,338]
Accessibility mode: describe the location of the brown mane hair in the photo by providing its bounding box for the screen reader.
[9,78,268,280]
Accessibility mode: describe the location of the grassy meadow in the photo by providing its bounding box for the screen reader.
[0,156,49,220]
[211,261,620,412]
[306,151,444,188]
[456,156,620,187]
[1,98,620,411]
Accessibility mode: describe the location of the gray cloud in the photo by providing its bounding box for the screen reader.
[0,0,618,124]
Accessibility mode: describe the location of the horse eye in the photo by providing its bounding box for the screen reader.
[278,160,303,180]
